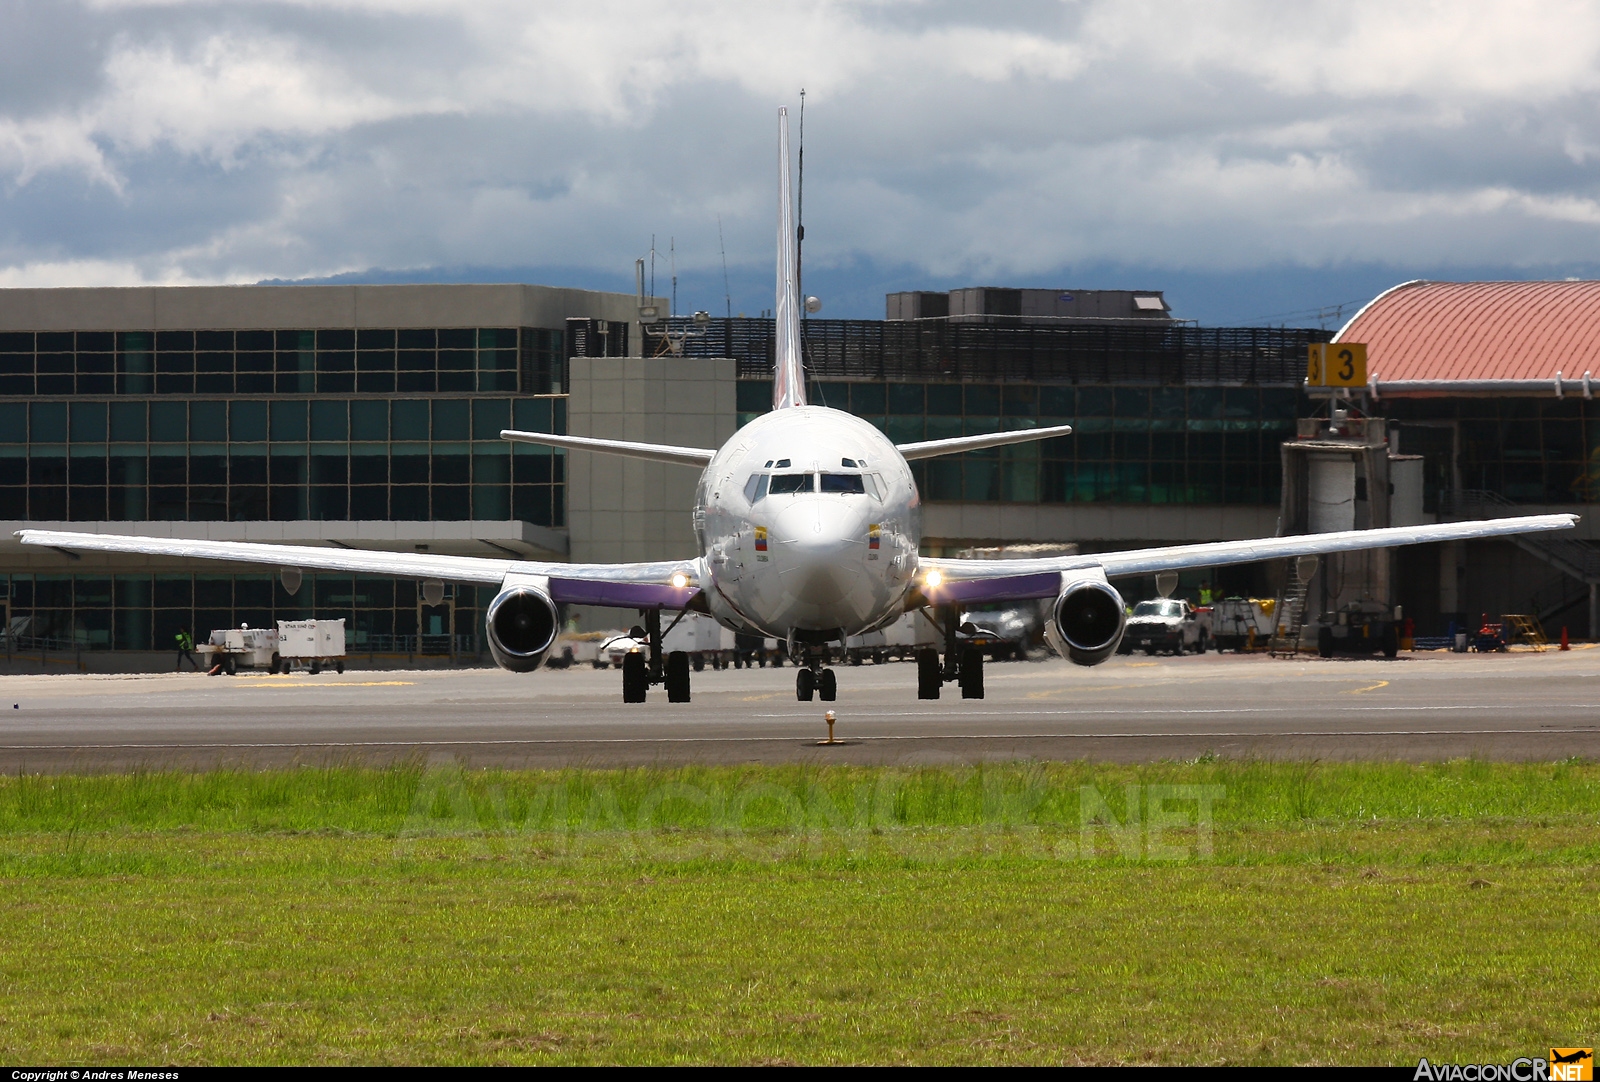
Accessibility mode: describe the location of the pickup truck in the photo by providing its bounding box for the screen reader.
[1119,599,1211,656]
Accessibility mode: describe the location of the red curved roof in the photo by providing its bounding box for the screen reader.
[1335,280,1600,381]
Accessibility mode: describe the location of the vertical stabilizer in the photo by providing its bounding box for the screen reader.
[773,107,806,410]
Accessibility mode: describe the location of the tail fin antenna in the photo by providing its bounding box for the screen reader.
[773,107,805,410]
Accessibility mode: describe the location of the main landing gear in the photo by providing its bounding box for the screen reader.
[915,605,984,701]
[620,607,693,704]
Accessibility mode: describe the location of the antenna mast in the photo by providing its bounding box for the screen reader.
[718,216,732,319]
[670,236,677,317]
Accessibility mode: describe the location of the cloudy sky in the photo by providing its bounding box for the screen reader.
[3,0,1600,323]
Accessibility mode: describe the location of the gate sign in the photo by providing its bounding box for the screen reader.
[1307,343,1367,387]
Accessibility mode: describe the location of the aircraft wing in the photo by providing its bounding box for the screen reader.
[501,429,715,467]
[915,514,1579,605]
[896,424,1074,460]
[14,530,703,609]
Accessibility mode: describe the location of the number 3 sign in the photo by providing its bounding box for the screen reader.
[1307,343,1367,387]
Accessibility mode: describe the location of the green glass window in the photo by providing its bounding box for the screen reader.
[230,401,268,443]
[69,402,107,443]
[432,399,470,441]
[310,400,348,442]
[0,402,25,441]
[392,400,429,442]
[887,383,924,414]
[30,402,66,442]
[269,400,307,442]
[926,385,962,416]
[189,400,227,442]
[736,381,771,413]
[472,399,510,441]
[350,400,388,442]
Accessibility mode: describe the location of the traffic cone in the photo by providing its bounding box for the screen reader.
[1561,626,1571,651]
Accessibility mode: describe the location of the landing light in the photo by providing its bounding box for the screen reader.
[670,571,692,589]
[923,569,943,588]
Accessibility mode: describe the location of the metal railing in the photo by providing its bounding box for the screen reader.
[352,633,478,656]
[1443,490,1600,583]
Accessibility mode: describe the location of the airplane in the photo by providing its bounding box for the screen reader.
[16,107,1579,704]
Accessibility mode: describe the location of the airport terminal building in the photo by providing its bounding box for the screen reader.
[1,279,1595,664]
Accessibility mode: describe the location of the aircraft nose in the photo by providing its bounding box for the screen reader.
[770,497,872,604]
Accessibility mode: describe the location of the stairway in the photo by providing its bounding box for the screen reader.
[1443,490,1600,583]
[1501,614,1549,651]
[1268,558,1316,658]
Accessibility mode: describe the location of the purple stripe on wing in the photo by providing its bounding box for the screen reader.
[548,578,701,609]
[922,571,1063,605]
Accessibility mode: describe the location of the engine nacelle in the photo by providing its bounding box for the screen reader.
[1048,578,1126,667]
[485,585,560,672]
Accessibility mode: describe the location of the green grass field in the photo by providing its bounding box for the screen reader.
[1,760,1596,1065]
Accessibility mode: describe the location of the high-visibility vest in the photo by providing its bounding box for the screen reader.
[176,631,193,650]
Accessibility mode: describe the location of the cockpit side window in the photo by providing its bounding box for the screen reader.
[768,473,814,495]
[743,474,769,503]
[819,473,866,494]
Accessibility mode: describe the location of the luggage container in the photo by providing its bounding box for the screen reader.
[275,618,347,674]
[662,612,727,670]
[199,624,279,675]
[1210,597,1276,652]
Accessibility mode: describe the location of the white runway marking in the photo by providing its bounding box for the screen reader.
[0,727,1596,751]
[753,704,1600,717]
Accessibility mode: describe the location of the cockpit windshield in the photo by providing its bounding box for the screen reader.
[819,473,865,494]
[767,473,814,495]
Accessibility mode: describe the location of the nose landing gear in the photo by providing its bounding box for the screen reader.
[793,647,838,702]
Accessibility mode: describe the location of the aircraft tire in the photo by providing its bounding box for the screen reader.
[959,647,984,699]
[1381,628,1399,658]
[666,651,692,702]
[819,668,837,701]
[623,652,648,703]
[796,668,815,701]
[916,649,941,700]
[691,653,704,673]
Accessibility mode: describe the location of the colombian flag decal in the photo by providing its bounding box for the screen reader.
[754,526,768,552]
[868,524,880,550]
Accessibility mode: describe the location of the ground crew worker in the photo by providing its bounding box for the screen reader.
[175,626,197,671]
[1198,581,1216,606]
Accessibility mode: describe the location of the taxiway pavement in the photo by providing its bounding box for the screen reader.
[0,647,1595,771]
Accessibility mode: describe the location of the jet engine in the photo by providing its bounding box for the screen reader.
[485,584,560,672]
[1049,578,1126,667]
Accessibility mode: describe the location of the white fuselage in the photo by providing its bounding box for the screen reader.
[695,406,922,639]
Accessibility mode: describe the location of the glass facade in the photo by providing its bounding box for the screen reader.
[737,380,1306,505]
[0,397,565,526]
[1388,397,1600,506]
[0,327,565,397]
[0,572,496,654]
[0,321,575,653]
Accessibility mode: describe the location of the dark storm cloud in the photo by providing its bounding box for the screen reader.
[0,0,1598,298]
